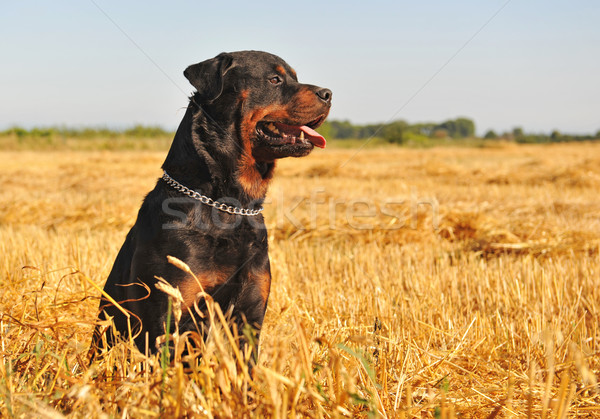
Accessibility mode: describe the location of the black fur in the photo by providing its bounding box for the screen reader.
[89,51,331,364]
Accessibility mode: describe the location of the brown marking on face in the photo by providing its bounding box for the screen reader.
[238,89,249,118]
[275,65,286,76]
[235,81,328,199]
[291,87,320,109]
[237,104,292,199]
[178,268,233,312]
[289,67,297,79]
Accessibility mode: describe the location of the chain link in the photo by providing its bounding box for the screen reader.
[161,171,263,216]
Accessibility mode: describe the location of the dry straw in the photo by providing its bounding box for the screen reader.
[1,142,599,417]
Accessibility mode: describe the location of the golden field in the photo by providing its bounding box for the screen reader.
[1,142,599,417]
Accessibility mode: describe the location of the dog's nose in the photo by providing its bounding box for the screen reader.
[316,88,332,105]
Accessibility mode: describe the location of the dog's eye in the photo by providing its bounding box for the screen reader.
[268,76,283,85]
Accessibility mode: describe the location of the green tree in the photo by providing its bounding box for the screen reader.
[435,120,456,138]
[512,127,524,139]
[316,121,332,139]
[328,120,357,139]
[435,118,475,138]
[358,124,380,138]
[410,122,437,137]
[454,117,476,138]
[483,130,498,139]
[382,120,407,144]
[550,130,562,142]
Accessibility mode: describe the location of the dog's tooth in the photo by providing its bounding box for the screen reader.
[299,131,305,140]
[266,123,281,135]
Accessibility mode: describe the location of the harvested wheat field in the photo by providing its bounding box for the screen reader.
[1,142,599,417]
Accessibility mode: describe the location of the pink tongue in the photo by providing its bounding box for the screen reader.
[299,125,326,148]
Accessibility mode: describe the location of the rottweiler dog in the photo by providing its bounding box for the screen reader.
[89,51,331,364]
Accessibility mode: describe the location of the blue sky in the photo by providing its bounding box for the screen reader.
[1,1,599,135]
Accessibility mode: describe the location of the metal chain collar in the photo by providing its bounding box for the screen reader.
[161,171,264,216]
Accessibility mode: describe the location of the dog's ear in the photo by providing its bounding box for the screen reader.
[184,53,235,103]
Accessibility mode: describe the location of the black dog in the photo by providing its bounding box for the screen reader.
[89,51,331,364]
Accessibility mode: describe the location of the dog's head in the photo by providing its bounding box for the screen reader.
[184,51,332,162]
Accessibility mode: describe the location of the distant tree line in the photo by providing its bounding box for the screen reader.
[318,118,599,144]
[0,125,173,139]
[317,117,476,144]
[2,120,598,144]
[483,127,600,144]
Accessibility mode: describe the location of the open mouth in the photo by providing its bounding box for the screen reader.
[255,117,327,149]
